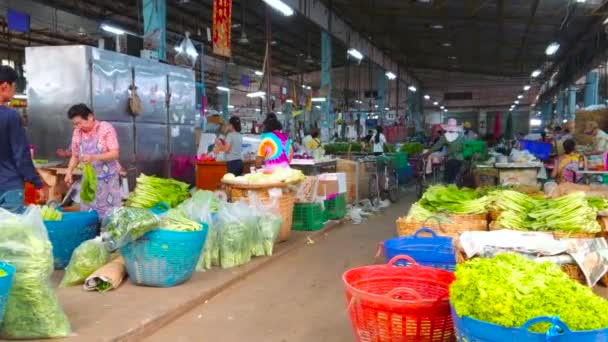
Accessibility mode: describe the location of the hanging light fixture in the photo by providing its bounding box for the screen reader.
[545,42,560,56]
[261,0,294,16]
[531,69,542,78]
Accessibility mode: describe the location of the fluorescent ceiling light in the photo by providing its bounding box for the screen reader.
[101,24,125,35]
[301,84,308,88]
[531,69,541,78]
[385,71,396,80]
[424,95,430,100]
[563,119,568,123]
[315,105,321,109]
[227,105,235,109]
[261,0,294,16]
[433,101,439,106]
[306,86,312,90]
[247,91,266,98]
[448,56,457,60]
[347,48,364,60]
[216,86,230,92]
[286,99,293,103]
[576,0,586,3]
[13,94,26,100]
[530,119,541,126]
[443,109,448,112]
[545,42,560,56]
[514,100,520,104]
[523,85,531,91]
[254,70,264,76]
[440,106,445,109]
[374,105,379,108]
[604,17,608,25]
[311,97,326,102]
[517,95,523,99]
[276,111,283,114]
[442,42,451,47]
[384,107,390,111]
[355,100,362,104]
[255,109,261,112]
[430,24,444,29]
[408,85,417,92]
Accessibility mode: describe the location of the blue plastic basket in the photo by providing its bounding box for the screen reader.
[45,210,99,269]
[380,227,456,271]
[0,262,15,326]
[120,225,208,287]
[452,306,608,342]
[520,140,553,161]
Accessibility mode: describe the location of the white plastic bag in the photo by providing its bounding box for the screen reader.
[217,201,255,268]
[0,206,71,339]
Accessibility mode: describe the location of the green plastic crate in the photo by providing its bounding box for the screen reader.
[292,203,325,231]
[325,194,347,220]
[386,152,409,169]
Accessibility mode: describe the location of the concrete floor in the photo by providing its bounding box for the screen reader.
[146,196,414,342]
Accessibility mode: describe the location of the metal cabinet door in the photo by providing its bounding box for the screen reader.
[135,122,168,177]
[91,49,132,122]
[132,60,168,124]
[168,68,196,125]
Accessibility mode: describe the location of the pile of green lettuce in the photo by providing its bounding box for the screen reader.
[418,185,490,215]
[251,214,283,257]
[451,253,608,332]
[126,174,190,208]
[101,207,161,250]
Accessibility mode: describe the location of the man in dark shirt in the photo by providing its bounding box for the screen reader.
[0,65,43,212]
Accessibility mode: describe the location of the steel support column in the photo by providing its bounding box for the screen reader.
[584,71,599,107]
[568,86,576,121]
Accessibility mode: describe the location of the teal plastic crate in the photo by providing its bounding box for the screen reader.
[325,194,346,220]
[292,203,325,231]
[463,140,487,159]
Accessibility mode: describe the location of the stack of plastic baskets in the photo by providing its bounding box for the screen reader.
[519,140,553,161]
[325,194,346,220]
[45,210,99,269]
[451,306,608,341]
[379,228,456,271]
[120,224,208,287]
[292,202,325,231]
[343,255,455,342]
[0,263,15,326]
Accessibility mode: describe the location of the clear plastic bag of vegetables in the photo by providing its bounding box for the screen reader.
[0,206,71,339]
[60,237,111,287]
[100,207,161,251]
[217,201,255,269]
[247,194,283,257]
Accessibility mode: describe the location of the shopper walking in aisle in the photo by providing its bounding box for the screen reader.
[463,122,478,141]
[371,126,387,155]
[65,104,121,218]
[0,66,44,212]
[429,118,465,185]
[256,113,293,169]
[551,139,584,183]
[216,116,244,176]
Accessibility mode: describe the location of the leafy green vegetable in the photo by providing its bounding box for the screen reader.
[383,143,396,153]
[451,253,608,332]
[41,205,62,221]
[587,196,608,211]
[0,269,5,277]
[323,142,363,154]
[95,280,113,293]
[406,202,453,223]
[0,208,70,339]
[251,214,282,257]
[399,142,424,155]
[219,221,253,268]
[60,238,110,287]
[101,207,161,250]
[491,190,601,233]
[420,185,490,214]
[126,174,190,208]
[197,222,219,271]
[160,209,202,232]
[80,163,97,203]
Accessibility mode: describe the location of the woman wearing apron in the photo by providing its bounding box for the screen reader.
[65,104,121,218]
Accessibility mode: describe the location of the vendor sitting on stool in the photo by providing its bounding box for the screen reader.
[429,118,465,185]
[551,139,584,184]
[583,121,608,159]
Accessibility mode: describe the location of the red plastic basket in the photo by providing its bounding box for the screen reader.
[343,255,455,342]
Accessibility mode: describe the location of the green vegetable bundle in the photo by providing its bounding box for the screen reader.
[451,253,608,332]
[80,163,97,203]
[197,222,219,271]
[126,174,190,208]
[0,207,70,339]
[399,142,424,155]
[160,209,202,232]
[41,205,62,221]
[219,221,253,268]
[60,238,110,287]
[251,214,282,257]
[323,142,362,154]
[101,207,161,250]
[491,190,601,233]
[420,185,490,215]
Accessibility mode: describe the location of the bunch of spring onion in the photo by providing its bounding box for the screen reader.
[527,192,601,233]
[160,209,202,232]
[420,185,490,215]
[406,202,453,223]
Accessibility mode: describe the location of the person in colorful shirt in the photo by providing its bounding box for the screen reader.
[65,104,121,218]
[551,139,584,183]
[256,113,293,169]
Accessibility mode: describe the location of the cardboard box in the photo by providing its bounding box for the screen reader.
[317,173,347,198]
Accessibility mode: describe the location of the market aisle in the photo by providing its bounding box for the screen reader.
[146,195,415,342]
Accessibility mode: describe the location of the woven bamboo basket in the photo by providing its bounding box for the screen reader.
[454,239,588,285]
[488,208,501,222]
[230,187,296,242]
[396,214,487,238]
